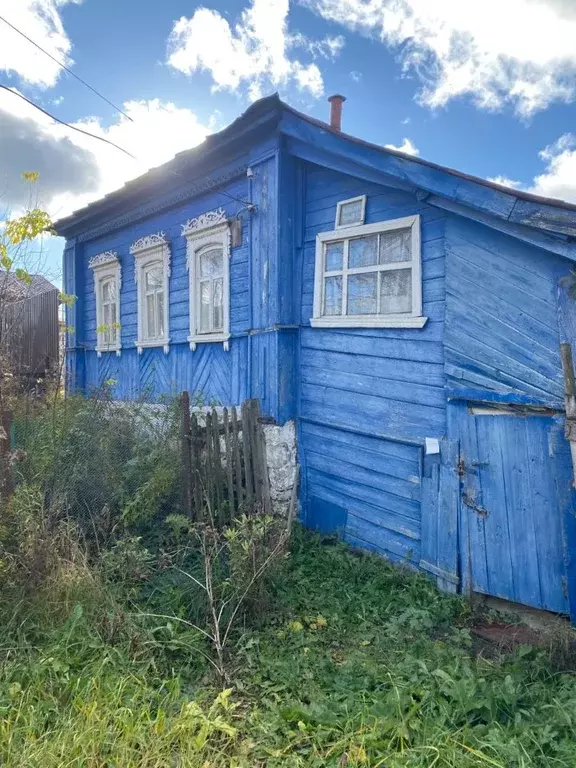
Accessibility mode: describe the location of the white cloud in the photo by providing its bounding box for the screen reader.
[531,134,576,202]
[350,70,362,82]
[167,0,337,99]
[303,0,576,116]
[0,0,79,88]
[385,137,420,156]
[0,88,212,220]
[289,32,345,60]
[486,135,576,203]
[487,175,523,190]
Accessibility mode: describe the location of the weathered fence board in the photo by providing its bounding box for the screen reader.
[180,394,272,523]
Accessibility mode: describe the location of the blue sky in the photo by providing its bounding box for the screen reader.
[2,0,576,280]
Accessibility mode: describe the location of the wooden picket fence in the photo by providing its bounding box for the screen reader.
[179,393,272,524]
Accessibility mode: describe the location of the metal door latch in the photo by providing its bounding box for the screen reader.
[462,491,489,518]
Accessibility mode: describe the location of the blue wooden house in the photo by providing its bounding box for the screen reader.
[56,94,576,621]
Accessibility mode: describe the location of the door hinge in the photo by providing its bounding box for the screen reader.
[457,458,466,477]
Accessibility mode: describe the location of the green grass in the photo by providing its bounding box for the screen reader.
[1,530,576,767]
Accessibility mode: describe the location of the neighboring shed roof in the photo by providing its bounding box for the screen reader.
[1,271,58,301]
[55,94,576,240]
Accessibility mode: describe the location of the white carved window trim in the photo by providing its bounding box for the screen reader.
[335,195,366,229]
[182,208,231,351]
[89,251,121,357]
[312,214,427,329]
[131,233,170,354]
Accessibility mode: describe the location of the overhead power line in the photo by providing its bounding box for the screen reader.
[0,13,133,122]
[0,85,137,159]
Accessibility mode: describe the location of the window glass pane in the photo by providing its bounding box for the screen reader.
[347,272,377,315]
[157,291,164,337]
[380,269,412,314]
[200,248,223,279]
[349,235,378,268]
[338,199,363,226]
[213,278,223,330]
[379,229,411,264]
[325,241,343,271]
[146,294,156,338]
[323,276,342,316]
[145,265,162,291]
[200,281,211,332]
[109,302,117,343]
[102,280,112,302]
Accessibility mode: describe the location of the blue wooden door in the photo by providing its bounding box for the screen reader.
[460,408,571,614]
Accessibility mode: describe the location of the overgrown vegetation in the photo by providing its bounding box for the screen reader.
[1,396,576,766]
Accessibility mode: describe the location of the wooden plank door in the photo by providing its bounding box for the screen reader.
[460,407,571,615]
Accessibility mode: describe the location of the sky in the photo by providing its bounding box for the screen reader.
[3,0,576,281]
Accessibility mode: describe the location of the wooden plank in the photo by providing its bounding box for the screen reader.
[249,400,263,507]
[457,404,488,596]
[190,413,203,521]
[211,408,224,525]
[476,416,515,602]
[223,407,235,520]
[528,417,570,613]
[504,416,544,609]
[304,449,421,503]
[180,392,192,519]
[420,459,440,584]
[345,513,421,563]
[231,406,243,510]
[436,439,460,594]
[205,410,214,519]
[253,399,272,514]
[306,466,420,522]
[241,400,254,507]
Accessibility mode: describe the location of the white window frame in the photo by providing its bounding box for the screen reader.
[182,208,231,351]
[88,251,121,357]
[335,195,366,229]
[312,214,427,329]
[131,233,170,354]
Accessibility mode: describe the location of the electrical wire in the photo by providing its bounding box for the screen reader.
[1,85,254,209]
[0,85,137,159]
[0,13,133,121]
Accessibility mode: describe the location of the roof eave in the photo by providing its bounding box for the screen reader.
[280,104,576,239]
[54,95,283,239]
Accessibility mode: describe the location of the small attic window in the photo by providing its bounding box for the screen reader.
[335,195,366,228]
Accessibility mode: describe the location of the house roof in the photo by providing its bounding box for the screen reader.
[55,93,576,240]
[1,271,58,301]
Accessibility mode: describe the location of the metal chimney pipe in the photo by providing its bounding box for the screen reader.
[328,94,346,131]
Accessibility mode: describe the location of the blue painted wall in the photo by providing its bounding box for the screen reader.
[295,160,447,566]
[444,216,566,405]
[66,143,297,422]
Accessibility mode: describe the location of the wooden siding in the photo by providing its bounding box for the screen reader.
[299,164,446,442]
[445,217,565,404]
[297,162,447,567]
[71,150,287,420]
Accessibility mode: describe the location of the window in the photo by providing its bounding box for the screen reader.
[335,195,366,228]
[143,263,165,340]
[182,208,230,350]
[88,251,121,356]
[312,214,427,328]
[131,233,170,353]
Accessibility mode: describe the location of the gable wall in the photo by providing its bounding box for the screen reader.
[444,216,568,406]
